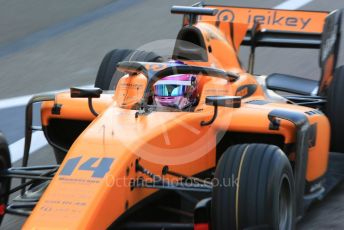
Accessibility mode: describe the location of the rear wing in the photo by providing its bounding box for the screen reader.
[200,6,344,94]
[199,5,329,49]
[172,4,344,94]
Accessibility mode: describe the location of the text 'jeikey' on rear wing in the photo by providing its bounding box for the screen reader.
[172,4,330,49]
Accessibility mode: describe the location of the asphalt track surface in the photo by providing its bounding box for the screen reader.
[0,0,344,229]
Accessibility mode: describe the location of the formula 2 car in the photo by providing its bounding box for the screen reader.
[1,3,344,229]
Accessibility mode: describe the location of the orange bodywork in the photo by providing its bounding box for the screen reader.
[23,6,330,230]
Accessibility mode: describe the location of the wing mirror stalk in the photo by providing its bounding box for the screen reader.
[70,87,103,116]
[200,96,241,126]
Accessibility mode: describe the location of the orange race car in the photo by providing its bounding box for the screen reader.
[1,3,344,230]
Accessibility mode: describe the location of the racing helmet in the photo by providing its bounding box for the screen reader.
[154,74,198,110]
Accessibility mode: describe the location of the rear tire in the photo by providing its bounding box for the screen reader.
[211,144,295,230]
[326,65,344,153]
[0,133,11,225]
[95,49,162,90]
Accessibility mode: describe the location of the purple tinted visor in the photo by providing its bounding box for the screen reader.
[154,84,190,97]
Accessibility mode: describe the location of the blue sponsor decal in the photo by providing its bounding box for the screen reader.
[60,156,115,178]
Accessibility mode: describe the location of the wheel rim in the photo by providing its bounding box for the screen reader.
[279,175,292,230]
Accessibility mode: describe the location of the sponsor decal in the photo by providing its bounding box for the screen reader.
[119,82,144,89]
[204,88,230,94]
[60,156,115,178]
[216,9,312,30]
[217,9,235,22]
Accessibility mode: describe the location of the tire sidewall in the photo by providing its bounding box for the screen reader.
[325,65,344,153]
[0,133,11,225]
[212,144,295,230]
[270,156,295,229]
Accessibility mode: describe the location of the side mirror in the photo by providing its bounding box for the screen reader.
[70,87,103,116]
[201,96,241,126]
[205,96,241,108]
[70,87,102,98]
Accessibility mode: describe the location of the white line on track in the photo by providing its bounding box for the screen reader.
[274,0,313,10]
[0,95,35,110]
[0,85,92,163]
[0,85,93,110]
[9,131,48,163]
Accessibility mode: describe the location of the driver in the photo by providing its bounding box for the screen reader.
[154,73,198,110]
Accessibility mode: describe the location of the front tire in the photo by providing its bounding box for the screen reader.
[211,144,295,230]
[0,133,11,226]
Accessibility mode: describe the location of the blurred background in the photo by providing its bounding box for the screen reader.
[0,0,344,229]
[2,0,342,99]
